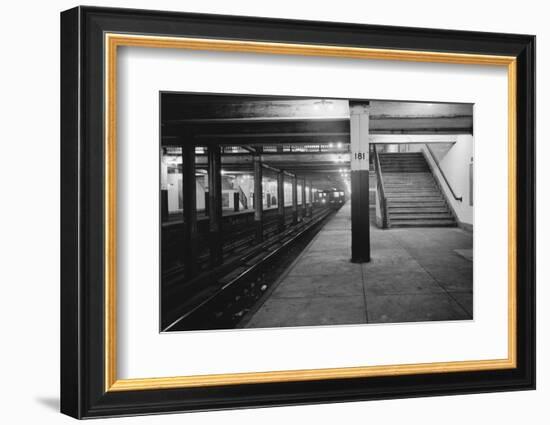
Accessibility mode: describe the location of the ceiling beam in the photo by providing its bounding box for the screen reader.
[370,134,459,143]
[196,153,350,165]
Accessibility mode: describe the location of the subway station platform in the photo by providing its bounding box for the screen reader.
[243,202,473,328]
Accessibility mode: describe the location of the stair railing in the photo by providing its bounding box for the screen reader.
[373,145,389,228]
[424,144,463,202]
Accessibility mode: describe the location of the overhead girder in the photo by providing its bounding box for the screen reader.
[161,117,471,146]
[161,94,472,121]
[161,96,350,121]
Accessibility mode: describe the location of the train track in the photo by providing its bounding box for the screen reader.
[162,207,301,282]
[163,206,336,331]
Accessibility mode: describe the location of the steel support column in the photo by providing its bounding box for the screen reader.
[161,190,168,222]
[182,144,199,277]
[307,182,313,217]
[208,145,223,266]
[160,148,169,222]
[301,178,307,219]
[277,170,285,232]
[292,174,298,224]
[350,103,371,263]
[253,155,263,243]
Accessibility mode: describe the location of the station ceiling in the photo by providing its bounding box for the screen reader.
[161,94,473,191]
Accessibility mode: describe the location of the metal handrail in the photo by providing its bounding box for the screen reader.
[373,145,389,228]
[424,144,463,202]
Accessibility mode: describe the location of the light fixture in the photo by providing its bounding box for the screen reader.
[313,99,334,108]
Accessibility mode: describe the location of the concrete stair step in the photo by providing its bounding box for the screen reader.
[386,193,442,198]
[384,183,435,186]
[384,172,432,176]
[385,189,439,193]
[385,182,435,185]
[382,168,429,172]
[381,159,424,161]
[384,177,433,181]
[389,213,452,219]
[378,153,457,228]
[381,163,428,166]
[388,197,444,202]
[384,174,433,177]
[390,219,457,228]
[387,199,444,204]
[380,153,423,157]
[380,160,426,163]
[386,193,442,197]
[388,204,447,209]
[386,171,431,173]
[381,162,426,165]
[386,181,436,184]
[388,207,450,213]
[384,177,434,180]
[378,153,430,157]
[384,182,435,186]
[383,169,429,172]
[382,167,427,170]
[385,187,437,191]
[385,182,436,185]
[388,199,445,208]
[385,186,437,191]
[385,181,435,184]
[381,165,428,169]
[380,154,423,156]
[380,161,426,165]
[387,194,443,198]
[387,195,441,199]
[384,175,433,179]
[386,189,437,192]
[380,161,426,164]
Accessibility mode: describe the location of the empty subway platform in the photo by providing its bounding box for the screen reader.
[241,202,473,328]
[160,94,474,331]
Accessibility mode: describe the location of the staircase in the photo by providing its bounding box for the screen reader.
[379,152,456,228]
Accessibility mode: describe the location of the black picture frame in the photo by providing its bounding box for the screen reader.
[61,5,536,419]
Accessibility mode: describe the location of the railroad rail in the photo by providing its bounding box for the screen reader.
[162,205,337,331]
[162,206,302,281]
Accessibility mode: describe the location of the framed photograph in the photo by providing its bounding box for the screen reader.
[60,6,535,419]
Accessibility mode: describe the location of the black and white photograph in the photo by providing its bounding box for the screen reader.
[160,93,474,332]
[53,3,536,421]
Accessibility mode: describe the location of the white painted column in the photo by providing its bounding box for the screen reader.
[350,103,371,263]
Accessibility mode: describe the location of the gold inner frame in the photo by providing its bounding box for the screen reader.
[104,33,517,392]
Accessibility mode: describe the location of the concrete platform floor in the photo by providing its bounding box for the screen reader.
[243,202,473,328]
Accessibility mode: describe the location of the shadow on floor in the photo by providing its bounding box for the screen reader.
[35,396,59,412]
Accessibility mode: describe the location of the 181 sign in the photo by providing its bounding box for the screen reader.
[351,150,369,171]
